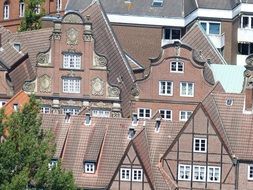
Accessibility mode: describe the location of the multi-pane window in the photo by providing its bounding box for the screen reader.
[63,107,80,115]
[178,164,191,180]
[194,138,207,153]
[41,106,50,114]
[63,78,80,93]
[19,1,25,17]
[179,111,192,121]
[193,165,206,181]
[63,53,81,69]
[34,4,40,14]
[200,21,221,35]
[138,108,151,119]
[208,166,220,182]
[132,169,143,182]
[92,109,110,117]
[3,2,9,20]
[170,61,183,72]
[241,16,253,29]
[238,43,253,55]
[84,163,95,174]
[159,109,172,120]
[56,0,62,11]
[164,28,181,40]
[159,81,173,96]
[248,165,253,180]
[120,168,131,181]
[180,82,194,97]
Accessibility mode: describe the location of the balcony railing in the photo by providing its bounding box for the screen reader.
[238,28,253,43]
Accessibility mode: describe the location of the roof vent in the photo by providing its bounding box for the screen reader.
[155,118,161,133]
[128,127,136,139]
[65,112,71,123]
[226,98,233,106]
[152,0,164,7]
[85,113,91,125]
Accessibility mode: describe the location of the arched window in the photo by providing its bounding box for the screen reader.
[19,0,25,17]
[3,1,10,20]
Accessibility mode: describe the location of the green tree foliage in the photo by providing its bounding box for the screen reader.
[19,0,45,31]
[0,96,76,190]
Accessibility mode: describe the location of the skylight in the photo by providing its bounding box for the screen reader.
[152,0,164,7]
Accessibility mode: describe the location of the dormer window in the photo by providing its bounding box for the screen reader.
[63,53,81,69]
[13,104,19,112]
[84,162,95,174]
[170,61,184,73]
[13,43,21,52]
[152,0,164,7]
[3,1,10,20]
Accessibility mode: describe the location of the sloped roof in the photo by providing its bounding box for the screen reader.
[210,64,245,93]
[81,1,135,117]
[13,28,53,66]
[196,0,239,9]
[182,22,227,65]
[0,26,27,69]
[41,114,183,189]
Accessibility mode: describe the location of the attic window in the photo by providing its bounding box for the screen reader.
[226,98,233,106]
[152,0,164,7]
[84,162,95,174]
[13,43,21,52]
[128,128,136,139]
[13,104,19,112]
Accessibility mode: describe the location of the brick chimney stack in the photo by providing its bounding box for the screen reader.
[244,55,253,111]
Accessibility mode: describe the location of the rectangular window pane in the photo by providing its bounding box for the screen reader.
[243,16,249,28]
[209,23,220,35]
[200,22,207,31]
[164,28,171,39]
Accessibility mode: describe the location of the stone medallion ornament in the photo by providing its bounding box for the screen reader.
[23,80,36,93]
[37,50,51,66]
[93,53,107,68]
[67,28,79,45]
[39,74,51,93]
[62,14,83,24]
[92,77,104,96]
[108,86,120,97]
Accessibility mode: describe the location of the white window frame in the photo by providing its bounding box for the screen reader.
[3,3,9,20]
[132,169,143,182]
[248,165,253,180]
[193,165,206,181]
[159,81,173,96]
[180,82,194,97]
[41,106,50,114]
[194,138,207,153]
[63,78,80,93]
[34,4,41,14]
[164,28,181,40]
[200,21,221,35]
[19,1,25,17]
[179,111,192,121]
[178,164,191,181]
[84,163,95,174]
[56,0,62,11]
[92,109,110,117]
[159,109,172,121]
[48,160,58,170]
[208,166,220,182]
[138,108,151,119]
[63,107,80,115]
[120,168,131,181]
[170,61,184,73]
[0,101,6,108]
[63,53,81,69]
[241,15,253,29]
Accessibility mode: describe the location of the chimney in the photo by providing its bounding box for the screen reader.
[132,113,138,125]
[85,113,91,125]
[155,118,161,132]
[128,127,136,139]
[65,112,71,123]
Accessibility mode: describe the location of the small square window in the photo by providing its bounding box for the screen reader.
[208,166,220,182]
[180,82,194,97]
[179,111,192,121]
[159,81,173,96]
[84,163,95,174]
[120,168,131,181]
[194,138,207,153]
[41,106,50,114]
[132,169,143,182]
[193,165,206,181]
[152,0,164,7]
[170,61,184,72]
[178,164,191,181]
[138,108,151,119]
[159,109,172,120]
